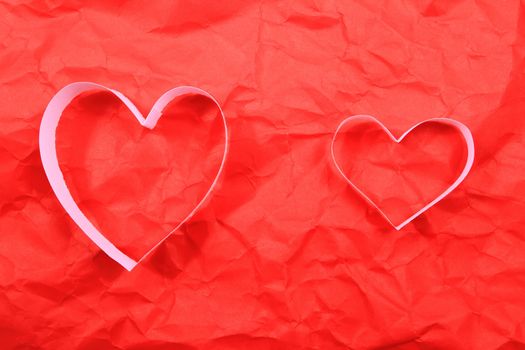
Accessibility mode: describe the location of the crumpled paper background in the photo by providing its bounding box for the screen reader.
[1,0,524,349]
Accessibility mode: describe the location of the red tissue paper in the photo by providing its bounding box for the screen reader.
[1,1,525,349]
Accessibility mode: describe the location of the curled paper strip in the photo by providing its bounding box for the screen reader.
[331,115,475,230]
[39,82,228,271]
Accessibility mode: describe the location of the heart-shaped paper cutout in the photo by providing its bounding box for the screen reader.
[39,82,228,271]
[331,115,474,230]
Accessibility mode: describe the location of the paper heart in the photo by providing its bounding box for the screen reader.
[39,82,228,271]
[331,115,474,230]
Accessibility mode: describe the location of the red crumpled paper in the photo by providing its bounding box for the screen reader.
[1,1,525,349]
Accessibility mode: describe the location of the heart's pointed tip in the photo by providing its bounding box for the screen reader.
[123,263,136,272]
[119,259,138,272]
[393,223,407,231]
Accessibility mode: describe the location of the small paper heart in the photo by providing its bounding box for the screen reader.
[331,115,474,230]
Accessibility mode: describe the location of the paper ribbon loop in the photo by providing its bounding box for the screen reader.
[331,115,475,230]
[39,82,229,271]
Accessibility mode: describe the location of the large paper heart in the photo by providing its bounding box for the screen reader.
[331,115,474,230]
[39,82,228,271]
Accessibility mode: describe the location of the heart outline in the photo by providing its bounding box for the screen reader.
[39,82,229,271]
[330,115,475,230]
